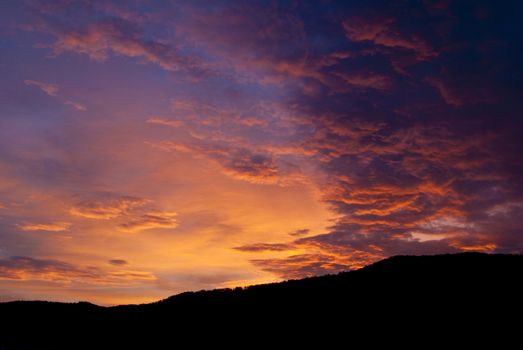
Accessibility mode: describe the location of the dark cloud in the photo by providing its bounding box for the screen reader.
[0,256,77,280]
[70,193,149,219]
[222,150,279,184]
[217,0,523,278]
[152,141,282,185]
[141,0,523,279]
[251,254,353,280]
[118,211,177,233]
[289,228,310,237]
[233,243,292,253]
[0,256,154,283]
[108,259,128,266]
[342,17,435,60]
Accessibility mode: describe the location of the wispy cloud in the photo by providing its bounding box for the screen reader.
[0,256,155,284]
[289,228,310,237]
[65,100,87,111]
[234,242,292,252]
[46,17,206,76]
[24,80,87,111]
[147,116,184,128]
[336,72,391,91]
[152,141,282,185]
[118,211,178,233]
[342,17,435,60]
[69,193,178,233]
[69,194,149,219]
[18,222,71,232]
[24,79,59,96]
[108,259,128,266]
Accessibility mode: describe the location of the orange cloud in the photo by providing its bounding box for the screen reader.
[69,195,149,219]
[250,251,378,280]
[456,243,497,252]
[118,211,178,233]
[18,222,71,232]
[0,256,155,284]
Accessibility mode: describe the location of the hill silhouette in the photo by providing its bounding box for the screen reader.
[0,252,521,348]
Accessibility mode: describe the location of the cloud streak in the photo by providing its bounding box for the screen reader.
[0,256,155,284]
[24,80,58,96]
[18,222,71,232]
[118,211,178,233]
[45,16,206,75]
[69,194,149,220]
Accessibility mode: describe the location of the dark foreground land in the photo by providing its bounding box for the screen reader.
[0,253,522,348]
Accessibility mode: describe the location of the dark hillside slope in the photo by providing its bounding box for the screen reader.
[1,253,522,348]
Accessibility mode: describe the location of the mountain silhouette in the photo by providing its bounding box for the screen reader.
[0,252,521,349]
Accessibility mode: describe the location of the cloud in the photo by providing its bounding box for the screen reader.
[18,222,71,232]
[342,17,435,60]
[118,211,178,233]
[65,100,87,111]
[289,228,310,237]
[24,80,87,111]
[46,17,205,75]
[251,253,353,280]
[153,141,282,185]
[427,77,495,107]
[222,151,279,184]
[70,193,177,233]
[24,79,59,96]
[336,72,391,91]
[234,243,292,252]
[147,116,184,128]
[0,256,155,284]
[247,114,523,279]
[108,259,128,266]
[6,0,523,297]
[69,194,149,219]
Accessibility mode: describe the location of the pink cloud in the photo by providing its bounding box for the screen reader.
[49,20,203,74]
[65,100,87,111]
[24,80,59,96]
[342,18,435,60]
[337,72,392,90]
[147,116,185,128]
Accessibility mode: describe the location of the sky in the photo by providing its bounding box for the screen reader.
[0,0,522,305]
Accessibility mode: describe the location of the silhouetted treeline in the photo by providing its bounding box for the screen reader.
[0,253,521,349]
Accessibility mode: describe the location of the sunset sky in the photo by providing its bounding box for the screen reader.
[1,0,522,305]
